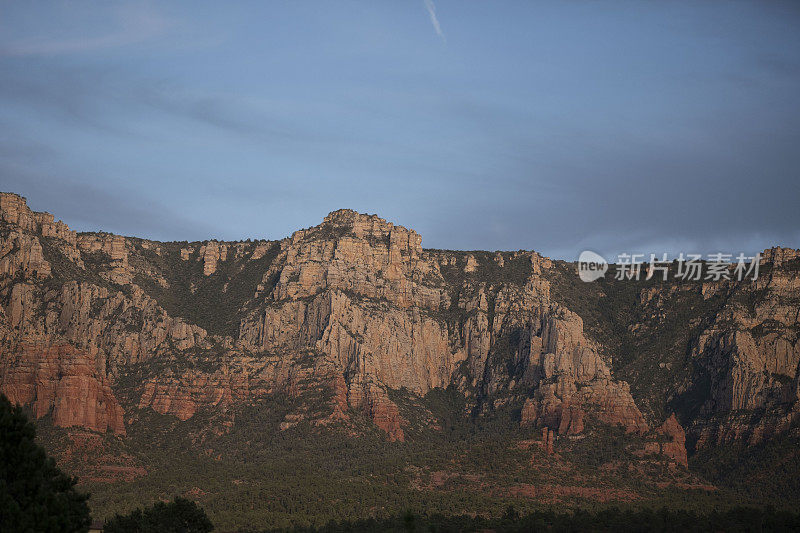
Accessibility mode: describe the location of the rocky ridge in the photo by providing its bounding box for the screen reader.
[1,192,798,468]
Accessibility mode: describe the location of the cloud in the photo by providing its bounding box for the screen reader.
[423,0,446,43]
[0,4,169,57]
[0,61,339,146]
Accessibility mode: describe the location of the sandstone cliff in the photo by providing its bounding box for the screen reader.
[2,191,796,468]
[681,248,800,449]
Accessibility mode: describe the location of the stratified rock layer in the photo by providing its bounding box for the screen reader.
[1,342,125,434]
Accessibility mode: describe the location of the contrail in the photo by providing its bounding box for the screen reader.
[424,0,446,43]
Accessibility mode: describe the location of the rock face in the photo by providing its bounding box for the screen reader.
[234,209,648,442]
[2,191,798,468]
[77,234,133,284]
[260,209,446,309]
[657,414,688,466]
[0,229,51,278]
[201,241,227,276]
[519,306,648,435]
[0,342,125,434]
[238,210,460,439]
[681,249,800,449]
[0,193,40,231]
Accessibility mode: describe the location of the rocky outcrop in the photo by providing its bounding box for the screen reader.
[0,230,51,279]
[0,193,81,276]
[761,247,800,267]
[518,306,648,435]
[240,208,652,440]
[36,212,77,246]
[657,414,688,466]
[238,212,464,437]
[138,366,249,421]
[683,248,800,448]
[345,375,405,441]
[634,414,688,466]
[201,241,228,276]
[0,193,40,232]
[263,209,447,309]
[0,342,125,434]
[77,234,133,284]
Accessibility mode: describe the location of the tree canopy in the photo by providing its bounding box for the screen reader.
[104,497,214,533]
[0,393,91,532]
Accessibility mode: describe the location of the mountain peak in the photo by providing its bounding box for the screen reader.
[321,208,404,231]
[293,208,422,247]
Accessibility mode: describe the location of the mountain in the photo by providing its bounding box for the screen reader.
[1,191,798,529]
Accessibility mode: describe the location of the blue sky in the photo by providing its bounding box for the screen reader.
[1,1,799,259]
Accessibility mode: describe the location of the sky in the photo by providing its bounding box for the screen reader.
[1,1,799,260]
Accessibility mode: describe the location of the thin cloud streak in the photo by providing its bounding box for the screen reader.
[424,0,446,43]
[0,61,342,146]
[0,4,169,57]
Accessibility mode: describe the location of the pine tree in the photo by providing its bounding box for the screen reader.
[104,497,214,533]
[0,394,91,532]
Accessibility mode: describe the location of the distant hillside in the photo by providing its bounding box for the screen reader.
[1,191,798,530]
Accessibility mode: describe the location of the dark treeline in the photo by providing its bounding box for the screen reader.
[103,497,214,533]
[261,506,800,533]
